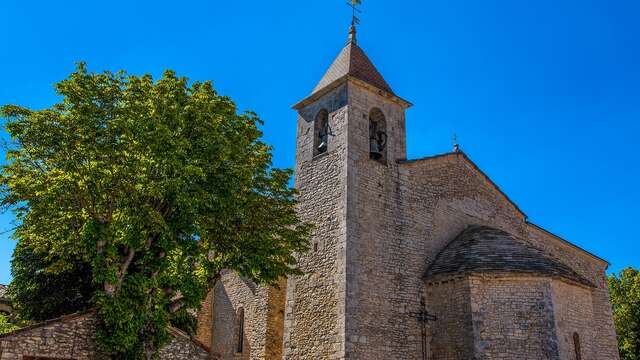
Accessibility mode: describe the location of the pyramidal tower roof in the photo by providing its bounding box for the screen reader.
[312,26,394,95]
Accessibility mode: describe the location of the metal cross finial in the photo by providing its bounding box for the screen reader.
[452,132,460,152]
[347,0,362,27]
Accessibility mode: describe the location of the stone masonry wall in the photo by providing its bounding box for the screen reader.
[0,312,209,360]
[264,278,287,360]
[0,312,104,360]
[344,82,418,360]
[468,275,560,360]
[283,83,349,360]
[209,270,277,360]
[527,226,619,360]
[196,288,215,348]
[425,277,474,359]
[160,328,212,360]
[426,273,608,360]
[343,145,530,359]
[551,280,595,360]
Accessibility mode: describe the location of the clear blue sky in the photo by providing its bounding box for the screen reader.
[0,0,638,284]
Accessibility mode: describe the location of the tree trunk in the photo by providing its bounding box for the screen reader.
[145,346,154,360]
[139,272,223,358]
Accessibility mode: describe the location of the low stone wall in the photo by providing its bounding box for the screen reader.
[0,311,103,360]
[0,311,209,360]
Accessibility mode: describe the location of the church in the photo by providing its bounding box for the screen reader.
[194,25,620,360]
[0,17,621,360]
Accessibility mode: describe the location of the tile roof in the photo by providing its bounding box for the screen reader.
[312,38,393,95]
[425,225,595,287]
[0,284,7,301]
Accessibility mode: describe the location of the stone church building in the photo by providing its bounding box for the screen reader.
[0,25,620,360]
[194,27,619,360]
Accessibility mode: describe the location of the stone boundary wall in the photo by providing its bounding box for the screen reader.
[0,311,209,360]
[0,311,103,360]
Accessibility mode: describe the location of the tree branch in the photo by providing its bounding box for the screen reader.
[168,272,221,314]
[116,248,135,289]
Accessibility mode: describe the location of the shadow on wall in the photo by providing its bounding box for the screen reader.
[211,281,252,360]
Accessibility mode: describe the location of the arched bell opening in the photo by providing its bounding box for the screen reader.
[314,109,329,156]
[369,107,387,163]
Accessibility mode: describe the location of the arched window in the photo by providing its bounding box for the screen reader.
[314,109,329,156]
[573,332,582,360]
[369,108,387,162]
[236,307,245,353]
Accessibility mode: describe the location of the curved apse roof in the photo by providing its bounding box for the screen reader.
[425,225,595,288]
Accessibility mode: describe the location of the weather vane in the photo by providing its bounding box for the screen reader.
[347,0,362,27]
[452,132,460,152]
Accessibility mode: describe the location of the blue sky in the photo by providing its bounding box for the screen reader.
[0,0,638,284]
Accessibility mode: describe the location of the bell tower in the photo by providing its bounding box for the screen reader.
[283,23,412,360]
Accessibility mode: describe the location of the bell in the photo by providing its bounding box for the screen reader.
[370,138,382,160]
[318,140,327,153]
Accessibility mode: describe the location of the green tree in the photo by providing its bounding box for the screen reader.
[609,267,640,360]
[9,241,197,335]
[8,239,94,322]
[0,313,19,335]
[1,63,311,359]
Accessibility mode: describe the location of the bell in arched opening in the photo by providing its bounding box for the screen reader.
[314,109,329,156]
[369,108,387,162]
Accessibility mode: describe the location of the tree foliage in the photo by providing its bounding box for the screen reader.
[8,239,94,322]
[1,63,311,358]
[0,313,19,335]
[609,267,640,360]
[9,240,197,334]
